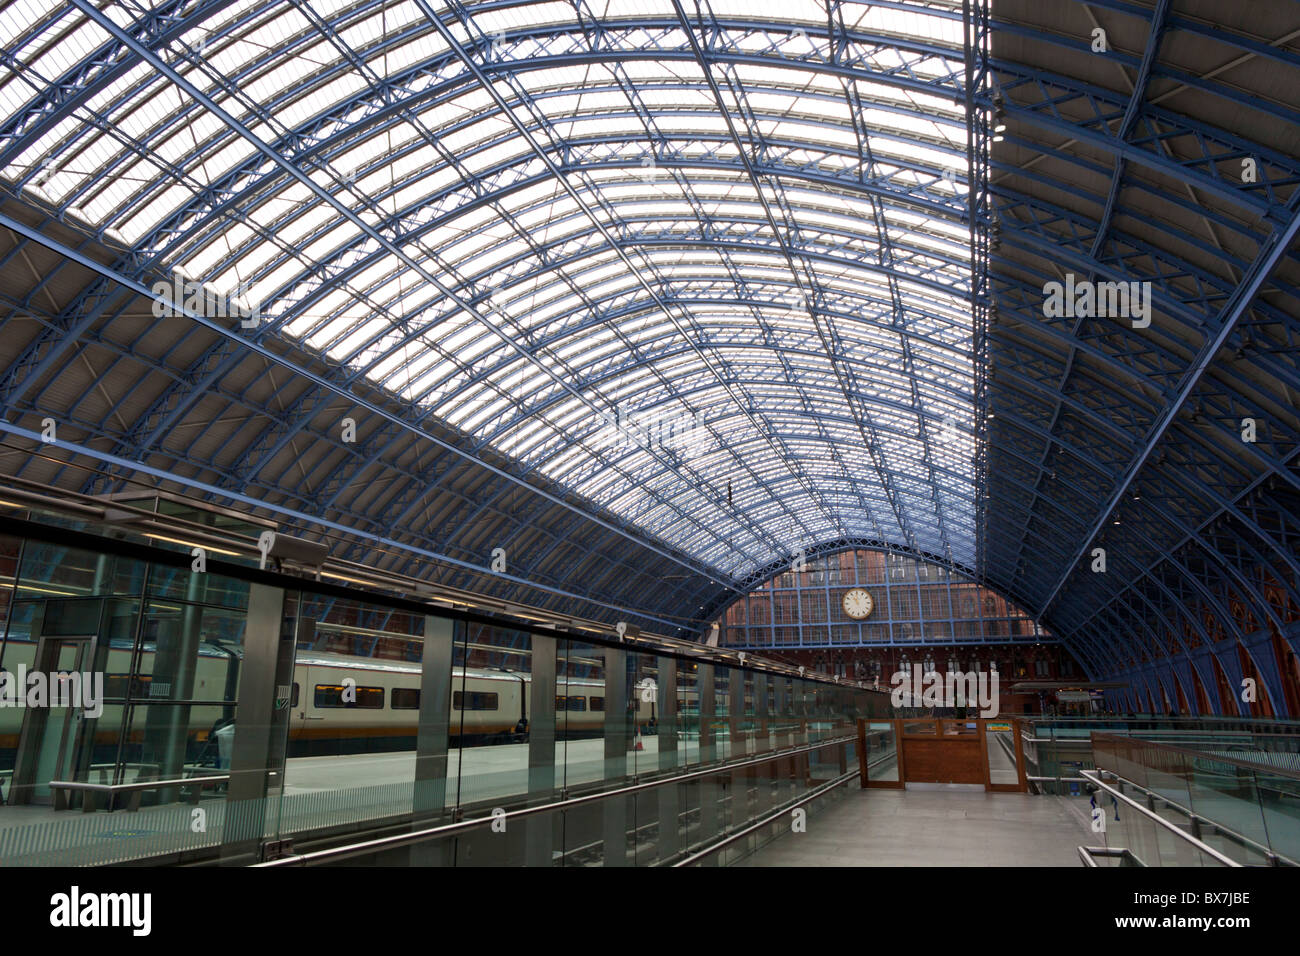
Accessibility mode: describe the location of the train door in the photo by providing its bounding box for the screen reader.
[294,664,324,755]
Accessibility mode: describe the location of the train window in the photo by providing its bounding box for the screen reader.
[314,684,385,708]
[590,696,604,711]
[103,674,153,699]
[291,683,299,708]
[453,691,499,710]
[391,687,420,709]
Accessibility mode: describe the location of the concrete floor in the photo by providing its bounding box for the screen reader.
[740,786,1095,866]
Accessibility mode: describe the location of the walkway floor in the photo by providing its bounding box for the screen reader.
[740,786,1095,866]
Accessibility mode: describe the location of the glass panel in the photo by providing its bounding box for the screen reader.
[279,596,426,833]
[738,672,757,757]
[1258,770,1300,863]
[28,640,86,800]
[677,663,699,765]
[16,544,148,600]
[985,721,1019,785]
[0,601,36,789]
[630,788,661,865]
[712,667,731,760]
[557,640,605,793]
[628,652,658,776]
[865,721,899,782]
[148,564,248,609]
[453,623,533,809]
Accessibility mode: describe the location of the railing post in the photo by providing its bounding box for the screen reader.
[526,634,557,867]
[410,614,455,866]
[657,655,680,860]
[601,644,629,866]
[697,662,718,858]
[220,582,288,866]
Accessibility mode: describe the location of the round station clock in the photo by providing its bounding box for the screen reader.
[842,588,875,620]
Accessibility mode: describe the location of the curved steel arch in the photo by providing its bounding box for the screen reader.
[980,0,1300,714]
[0,0,1296,712]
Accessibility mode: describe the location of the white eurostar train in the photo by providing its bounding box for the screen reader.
[286,652,666,754]
[0,641,670,764]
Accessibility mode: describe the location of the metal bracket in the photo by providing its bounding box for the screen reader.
[261,838,294,861]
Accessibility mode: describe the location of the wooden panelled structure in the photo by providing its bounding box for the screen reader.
[856,718,1028,792]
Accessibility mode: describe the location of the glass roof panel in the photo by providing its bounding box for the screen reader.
[0,0,977,576]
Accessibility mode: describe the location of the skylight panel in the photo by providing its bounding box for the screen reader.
[28,16,102,84]
[456,395,512,433]
[329,316,389,360]
[0,0,988,580]
[0,0,56,54]
[117,182,193,242]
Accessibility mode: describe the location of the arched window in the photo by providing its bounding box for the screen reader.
[703,548,1050,652]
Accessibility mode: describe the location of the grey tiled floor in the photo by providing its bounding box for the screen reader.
[740,787,1094,866]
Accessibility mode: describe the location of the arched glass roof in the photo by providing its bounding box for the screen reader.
[2,0,1299,714]
[0,0,980,577]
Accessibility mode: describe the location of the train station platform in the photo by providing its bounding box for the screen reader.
[4,713,1294,870]
[0,497,1295,873]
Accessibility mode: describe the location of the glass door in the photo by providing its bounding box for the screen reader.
[16,635,95,803]
[984,718,1026,791]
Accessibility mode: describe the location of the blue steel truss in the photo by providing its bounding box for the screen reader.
[0,0,1295,713]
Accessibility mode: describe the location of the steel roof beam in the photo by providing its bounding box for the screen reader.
[1036,197,1300,617]
[68,0,774,577]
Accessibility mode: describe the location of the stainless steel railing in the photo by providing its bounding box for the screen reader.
[255,733,857,866]
[1078,769,1239,867]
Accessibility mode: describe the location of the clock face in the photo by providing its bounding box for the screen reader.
[842,588,875,620]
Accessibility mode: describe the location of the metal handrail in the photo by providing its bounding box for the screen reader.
[1026,716,1300,726]
[1088,770,1297,867]
[1092,731,1300,782]
[670,743,901,866]
[1022,731,1285,743]
[1078,770,1240,867]
[49,773,230,813]
[49,773,229,793]
[671,768,857,866]
[254,733,857,866]
[1077,845,1139,867]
